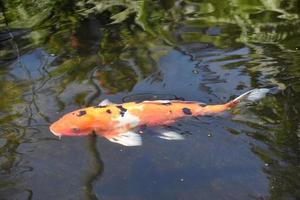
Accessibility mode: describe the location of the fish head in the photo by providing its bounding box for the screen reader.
[50,109,94,137]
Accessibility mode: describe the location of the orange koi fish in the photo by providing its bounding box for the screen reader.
[50,89,269,146]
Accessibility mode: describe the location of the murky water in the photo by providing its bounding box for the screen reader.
[1,1,300,199]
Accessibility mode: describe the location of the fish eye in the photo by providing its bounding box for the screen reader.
[72,128,81,133]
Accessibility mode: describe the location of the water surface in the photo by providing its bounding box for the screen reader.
[1,1,300,199]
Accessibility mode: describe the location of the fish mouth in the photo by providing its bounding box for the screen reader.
[49,125,62,138]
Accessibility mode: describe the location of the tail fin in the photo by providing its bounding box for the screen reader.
[227,88,269,108]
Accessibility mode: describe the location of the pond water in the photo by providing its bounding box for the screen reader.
[1,1,300,199]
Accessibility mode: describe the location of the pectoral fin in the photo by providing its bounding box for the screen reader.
[155,128,184,140]
[106,131,142,146]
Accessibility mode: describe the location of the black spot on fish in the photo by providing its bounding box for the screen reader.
[161,102,172,105]
[199,103,207,107]
[77,110,86,117]
[117,105,127,117]
[182,108,192,115]
[94,105,107,108]
[106,109,112,114]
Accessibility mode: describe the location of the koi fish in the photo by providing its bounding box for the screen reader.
[49,88,269,146]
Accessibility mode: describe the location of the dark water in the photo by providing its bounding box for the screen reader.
[1,0,300,199]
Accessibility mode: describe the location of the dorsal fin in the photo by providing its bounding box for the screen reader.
[98,99,113,106]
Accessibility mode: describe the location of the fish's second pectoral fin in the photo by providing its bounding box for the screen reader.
[157,129,184,140]
[106,131,142,146]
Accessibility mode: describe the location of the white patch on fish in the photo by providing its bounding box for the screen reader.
[144,100,171,103]
[113,111,140,128]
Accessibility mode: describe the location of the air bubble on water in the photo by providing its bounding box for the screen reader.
[192,69,199,74]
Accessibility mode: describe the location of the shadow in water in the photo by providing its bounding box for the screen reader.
[82,67,105,200]
[83,135,104,200]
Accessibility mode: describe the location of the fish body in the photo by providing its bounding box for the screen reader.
[50,88,269,146]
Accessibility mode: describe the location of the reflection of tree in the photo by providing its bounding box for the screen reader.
[176,18,300,199]
[48,21,167,94]
[177,0,300,50]
[3,0,300,50]
[236,42,300,199]
[249,87,300,199]
[81,68,104,200]
[83,135,103,200]
[3,0,299,89]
